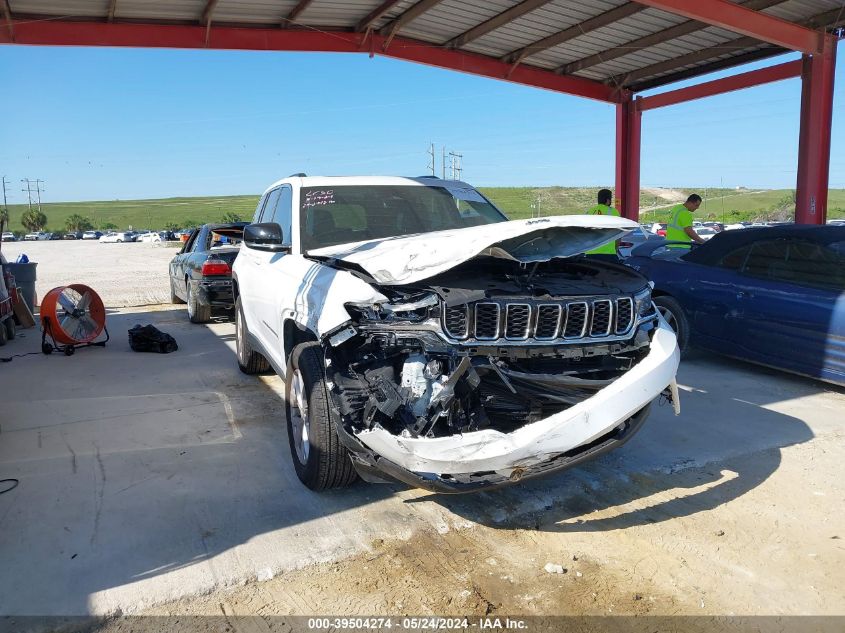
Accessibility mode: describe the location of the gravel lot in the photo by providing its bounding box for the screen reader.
[1,239,179,308]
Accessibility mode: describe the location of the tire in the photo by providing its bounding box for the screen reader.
[116,239,122,243]
[169,276,185,304]
[0,320,7,346]
[235,296,270,375]
[285,342,358,491]
[186,279,211,324]
[4,316,15,341]
[654,295,690,357]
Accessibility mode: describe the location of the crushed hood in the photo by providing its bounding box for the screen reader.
[307,215,638,285]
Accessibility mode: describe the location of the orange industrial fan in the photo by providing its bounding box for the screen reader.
[40,284,108,355]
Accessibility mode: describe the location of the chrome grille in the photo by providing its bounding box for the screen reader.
[615,297,633,334]
[535,305,561,340]
[443,304,468,339]
[590,300,613,337]
[474,303,500,340]
[504,304,531,339]
[563,303,588,339]
[440,296,641,343]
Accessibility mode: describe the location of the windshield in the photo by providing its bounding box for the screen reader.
[299,184,507,251]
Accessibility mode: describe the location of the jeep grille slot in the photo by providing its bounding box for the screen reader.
[615,297,633,334]
[563,302,588,339]
[590,300,612,337]
[504,304,531,340]
[443,304,469,339]
[474,303,500,340]
[440,296,638,343]
[534,304,561,340]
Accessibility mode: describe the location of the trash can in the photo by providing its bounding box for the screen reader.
[3,262,37,314]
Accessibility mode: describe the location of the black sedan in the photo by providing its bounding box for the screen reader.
[626,225,845,386]
[169,222,247,323]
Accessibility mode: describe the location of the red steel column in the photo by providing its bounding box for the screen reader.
[795,34,837,225]
[615,94,642,221]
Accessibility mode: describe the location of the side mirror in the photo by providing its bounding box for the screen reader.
[244,223,287,252]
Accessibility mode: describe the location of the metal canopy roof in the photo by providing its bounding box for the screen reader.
[3,1,844,96]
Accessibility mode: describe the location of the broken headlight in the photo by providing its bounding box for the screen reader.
[634,287,653,316]
[346,293,439,322]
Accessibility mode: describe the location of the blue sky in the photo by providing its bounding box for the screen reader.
[1,44,843,203]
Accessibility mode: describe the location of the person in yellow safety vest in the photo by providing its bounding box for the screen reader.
[666,194,706,248]
[585,189,621,260]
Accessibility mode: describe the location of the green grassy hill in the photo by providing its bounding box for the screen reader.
[3,187,843,234]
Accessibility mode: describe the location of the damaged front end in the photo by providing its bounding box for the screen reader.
[319,257,680,493]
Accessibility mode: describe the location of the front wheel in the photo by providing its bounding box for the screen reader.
[654,295,690,357]
[285,343,358,491]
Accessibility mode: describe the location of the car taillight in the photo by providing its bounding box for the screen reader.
[657,229,667,237]
[202,258,230,276]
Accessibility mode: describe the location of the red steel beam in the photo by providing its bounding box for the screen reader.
[795,35,837,225]
[0,19,622,103]
[615,95,641,221]
[632,0,822,54]
[638,59,801,111]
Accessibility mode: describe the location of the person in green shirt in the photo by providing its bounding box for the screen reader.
[666,194,706,248]
[585,189,621,260]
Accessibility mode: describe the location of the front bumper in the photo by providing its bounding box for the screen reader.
[346,319,680,492]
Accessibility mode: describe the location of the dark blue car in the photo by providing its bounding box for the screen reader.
[626,225,845,386]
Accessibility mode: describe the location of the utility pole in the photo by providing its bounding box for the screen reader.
[448,152,463,180]
[21,179,33,213]
[441,146,446,180]
[427,143,435,176]
[1,176,9,214]
[35,179,44,213]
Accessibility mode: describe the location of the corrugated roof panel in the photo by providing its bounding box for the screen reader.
[398,0,517,44]
[629,43,774,84]
[12,0,110,17]
[526,9,682,69]
[368,0,419,31]
[110,0,207,21]
[298,1,395,28]
[211,1,297,24]
[464,0,626,59]
[585,24,748,81]
[765,0,843,22]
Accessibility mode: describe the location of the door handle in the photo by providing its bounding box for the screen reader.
[736,290,753,299]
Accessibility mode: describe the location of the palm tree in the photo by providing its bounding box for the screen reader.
[21,209,48,232]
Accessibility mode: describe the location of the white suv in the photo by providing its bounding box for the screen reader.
[233,175,679,492]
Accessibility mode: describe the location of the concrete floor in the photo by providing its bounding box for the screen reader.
[0,306,843,616]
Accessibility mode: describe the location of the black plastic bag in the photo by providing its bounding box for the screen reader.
[128,324,178,353]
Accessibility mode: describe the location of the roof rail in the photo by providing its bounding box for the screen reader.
[416,175,439,179]
[288,172,307,177]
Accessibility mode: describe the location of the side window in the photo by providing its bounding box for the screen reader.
[186,228,206,253]
[717,244,751,270]
[181,228,198,254]
[771,240,845,290]
[268,185,293,246]
[740,240,789,279]
[259,188,282,223]
[252,194,268,224]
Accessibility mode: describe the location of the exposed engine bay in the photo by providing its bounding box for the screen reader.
[323,256,659,441]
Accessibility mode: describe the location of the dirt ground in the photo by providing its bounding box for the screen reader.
[115,426,843,624]
[1,240,177,307]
